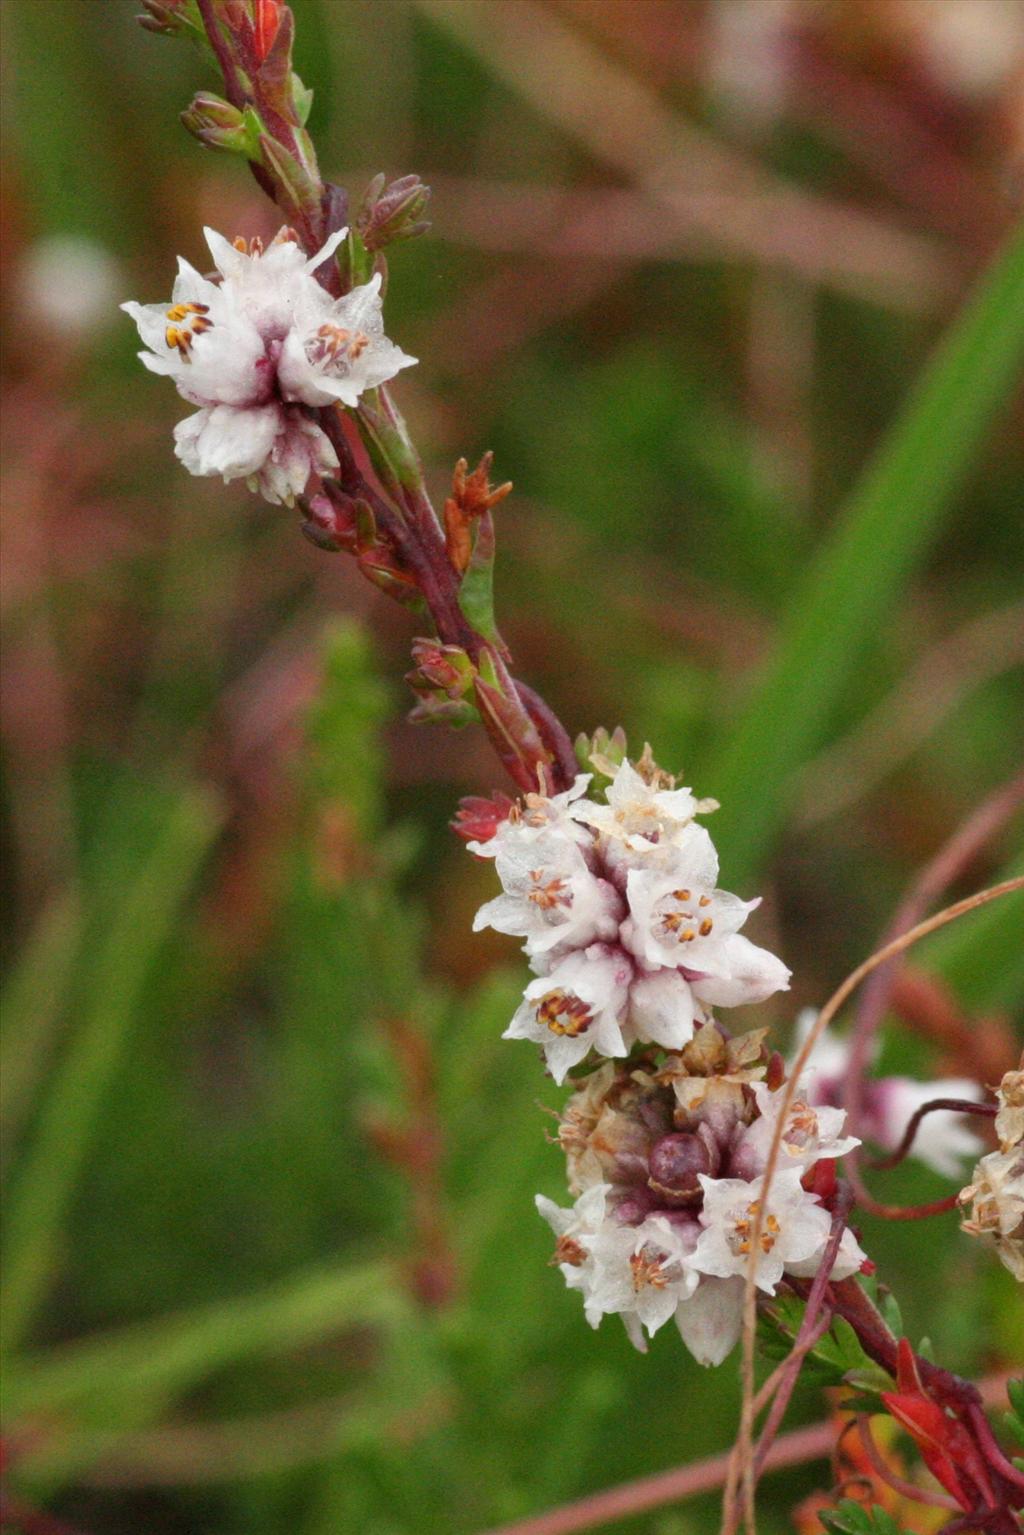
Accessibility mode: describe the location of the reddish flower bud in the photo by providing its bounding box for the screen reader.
[452,793,516,845]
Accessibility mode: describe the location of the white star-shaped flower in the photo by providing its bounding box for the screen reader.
[572,758,711,866]
[734,1082,860,1176]
[467,776,593,858]
[693,1169,855,1293]
[506,947,630,1083]
[473,828,622,961]
[623,832,789,1010]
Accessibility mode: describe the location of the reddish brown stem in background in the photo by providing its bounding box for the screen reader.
[473,1373,1018,1535]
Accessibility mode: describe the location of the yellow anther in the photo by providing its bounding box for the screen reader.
[699,919,713,936]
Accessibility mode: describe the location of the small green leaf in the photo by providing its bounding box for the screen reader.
[292,71,314,126]
[818,1500,909,1535]
[458,511,500,645]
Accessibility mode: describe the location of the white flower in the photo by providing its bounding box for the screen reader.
[995,1067,1024,1151]
[735,1083,859,1175]
[172,401,339,505]
[693,1169,841,1293]
[467,776,593,858]
[674,1275,745,1367]
[276,271,416,408]
[572,758,712,864]
[959,1146,1024,1282]
[536,1187,701,1349]
[535,1182,609,1295]
[625,969,698,1052]
[122,225,414,504]
[473,828,621,960]
[506,947,630,1083]
[584,1213,701,1342]
[623,832,789,1010]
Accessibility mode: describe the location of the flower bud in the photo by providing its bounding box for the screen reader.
[299,491,356,553]
[181,93,256,156]
[647,1129,720,1205]
[359,174,432,252]
[408,640,474,699]
[137,0,196,36]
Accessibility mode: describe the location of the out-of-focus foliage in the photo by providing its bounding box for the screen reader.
[1,2,1022,1532]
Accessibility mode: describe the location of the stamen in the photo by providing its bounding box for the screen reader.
[526,872,569,910]
[164,301,212,361]
[552,1235,587,1267]
[699,918,713,936]
[629,1249,669,1291]
[536,989,593,1038]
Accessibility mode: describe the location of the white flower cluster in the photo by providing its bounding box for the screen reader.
[960,1064,1024,1282]
[469,755,866,1365]
[536,1059,865,1365]
[123,226,414,505]
[470,762,790,1085]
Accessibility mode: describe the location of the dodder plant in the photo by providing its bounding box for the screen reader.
[122,3,1023,1530]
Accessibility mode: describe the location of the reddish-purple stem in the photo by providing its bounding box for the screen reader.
[869,1096,996,1171]
[751,1188,852,1479]
[854,1415,959,1510]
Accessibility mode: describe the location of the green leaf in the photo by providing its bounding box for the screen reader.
[1004,1376,1024,1447]
[0,891,80,1168]
[292,71,314,126]
[818,1500,909,1535]
[0,788,222,1357]
[4,1256,406,1423]
[708,220,1024,883]
[457,511,500,644]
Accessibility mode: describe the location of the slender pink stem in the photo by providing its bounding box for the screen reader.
[474,1420,837,1535]
[750,1191,852,1481]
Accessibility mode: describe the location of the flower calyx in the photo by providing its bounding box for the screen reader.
[181,93,264,157]
[575,726,629,789]
[444,453,512,577]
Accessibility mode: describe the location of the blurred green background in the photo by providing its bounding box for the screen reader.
[1,2,1023,1532]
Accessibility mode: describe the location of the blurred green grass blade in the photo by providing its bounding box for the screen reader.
[924,851,1024,1010]
[709,220,1024,884]
[0,892,81,1163]
[5,1257,406,1422]
[0,788,222,1357]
